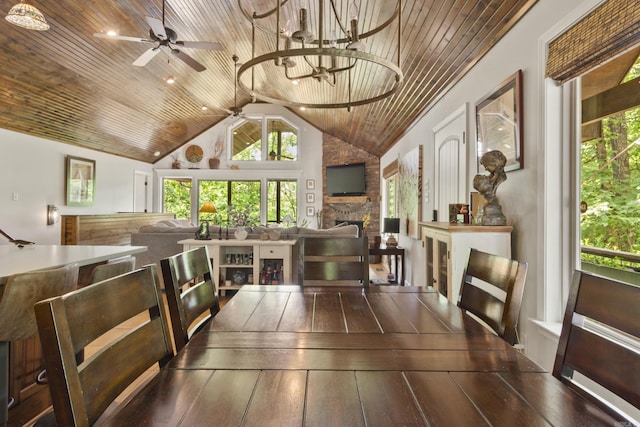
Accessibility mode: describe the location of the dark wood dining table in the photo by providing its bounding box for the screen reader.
[105,285,623,426]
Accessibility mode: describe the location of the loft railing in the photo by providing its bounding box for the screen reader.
[581,246,640,286]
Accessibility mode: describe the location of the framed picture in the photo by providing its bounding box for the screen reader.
[475,69,523,172]
[306,192,315,203]
[306,179,315,190]
[65,155,96,206]
[306,206,315,217]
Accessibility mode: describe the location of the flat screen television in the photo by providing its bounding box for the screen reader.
[326,162,366,196]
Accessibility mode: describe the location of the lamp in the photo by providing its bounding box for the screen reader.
[5,2,50,31]
[382,217,400,247]
[199,201,217,222]
[47,205,59,226]
[237,0,403,110]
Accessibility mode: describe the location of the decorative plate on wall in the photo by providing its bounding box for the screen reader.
[185,144,203,163]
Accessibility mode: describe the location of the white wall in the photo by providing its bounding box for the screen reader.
[380,0,588,354]
[0,128,153,245]
[153,104,325,227]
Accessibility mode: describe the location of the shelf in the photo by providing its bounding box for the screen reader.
[326,195,369,204]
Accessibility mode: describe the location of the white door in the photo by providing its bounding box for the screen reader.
[433,105,468,221]
[133,171,152,213]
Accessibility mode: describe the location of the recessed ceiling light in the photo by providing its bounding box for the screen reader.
[165,76,175,84]
[153,151,161,157]
[201,106,208,111]
[106,30,117,37]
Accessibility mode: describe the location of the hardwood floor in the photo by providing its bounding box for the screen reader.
[21,261,392,426]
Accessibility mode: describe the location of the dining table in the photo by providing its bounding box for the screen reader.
[103,284,624,426]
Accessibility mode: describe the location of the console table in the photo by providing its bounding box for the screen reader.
[369,246,405,285]
[179,239,295,295]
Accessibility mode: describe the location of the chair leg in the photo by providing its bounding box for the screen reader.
[1,341,8,427]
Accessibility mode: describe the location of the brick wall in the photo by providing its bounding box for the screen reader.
[321,133,381,236]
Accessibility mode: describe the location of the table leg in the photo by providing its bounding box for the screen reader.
[1,341,8,427]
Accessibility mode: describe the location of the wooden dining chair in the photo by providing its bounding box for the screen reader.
[0,263,78,427]
[553,270,640,421]
[34,264,173,427]
[457,248,528,345]
[161,246,219,352]
[88,255,136,284]
[295,237,369,286]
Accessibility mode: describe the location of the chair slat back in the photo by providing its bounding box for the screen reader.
[457,248,527,345]
[0,263,78,341]
[553,271,640,416]
[35,265,173,427]
[161,246,219,352]
[88,256,135,284]
[296,237,369,286]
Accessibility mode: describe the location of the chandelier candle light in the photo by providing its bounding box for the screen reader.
[237,0,403,110]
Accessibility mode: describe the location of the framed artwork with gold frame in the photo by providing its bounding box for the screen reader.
[65,155,95,206]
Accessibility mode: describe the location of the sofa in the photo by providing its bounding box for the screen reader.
[131,219,360,268]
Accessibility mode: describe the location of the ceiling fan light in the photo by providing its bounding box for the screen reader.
[6,3,50,31]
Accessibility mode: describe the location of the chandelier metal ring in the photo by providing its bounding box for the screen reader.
[237,47,403,109]
[237,0,403,110]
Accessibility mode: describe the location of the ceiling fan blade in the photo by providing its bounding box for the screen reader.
[146,16,167,40]
[133,47,160,67]
[93,33,154,43]
[175,40,223,50]
[171,49,206,72]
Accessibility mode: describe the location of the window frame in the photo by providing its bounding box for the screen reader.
[227,115,299,164]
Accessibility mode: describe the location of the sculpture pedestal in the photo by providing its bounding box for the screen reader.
[481,203,506,226]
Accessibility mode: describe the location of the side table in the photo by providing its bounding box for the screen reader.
[369,246,405,285]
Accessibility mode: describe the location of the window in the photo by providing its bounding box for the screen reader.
[229,116,298,162]
[382,159,398,219]
[267,179,297,224]
[579,52,640,282]
[231,120,262,160]
[163,178,192,220]
[268,119,297,161]
[385,175,397,218]
[199,180,261,226]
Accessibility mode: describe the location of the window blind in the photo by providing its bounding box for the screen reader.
[546,0,640,84]
[382,159,398,179]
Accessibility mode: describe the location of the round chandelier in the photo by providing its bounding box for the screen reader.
[237,0,403,110]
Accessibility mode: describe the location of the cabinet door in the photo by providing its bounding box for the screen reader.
[258,245,291,284]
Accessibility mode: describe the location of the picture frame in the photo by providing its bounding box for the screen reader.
[306,206,315,217]
[306,179,315,190]
[475,69,523,172]
[306,192,315,203]
[65,155,96,206]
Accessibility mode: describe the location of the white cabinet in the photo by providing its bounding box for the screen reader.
[421,222,512,302]
[179,239,294,295]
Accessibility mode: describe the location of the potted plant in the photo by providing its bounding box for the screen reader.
[171,154,182,169]
[209,140,224,169]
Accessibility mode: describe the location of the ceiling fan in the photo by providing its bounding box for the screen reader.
[93,0,222,72]
[205,55,258,121]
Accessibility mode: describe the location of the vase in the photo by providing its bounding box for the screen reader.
[234,226,248,240]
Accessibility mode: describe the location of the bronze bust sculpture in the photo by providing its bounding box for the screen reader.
[473,150,507,226]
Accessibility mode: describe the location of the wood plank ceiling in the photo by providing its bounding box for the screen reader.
[0,0,537,163]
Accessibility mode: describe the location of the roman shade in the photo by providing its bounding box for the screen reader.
[382,159,398,179]
[546,0,640,84]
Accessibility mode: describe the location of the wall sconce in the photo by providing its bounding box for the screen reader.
[47,204,59,225]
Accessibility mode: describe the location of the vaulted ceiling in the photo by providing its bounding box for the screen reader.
[0,0,537,163]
